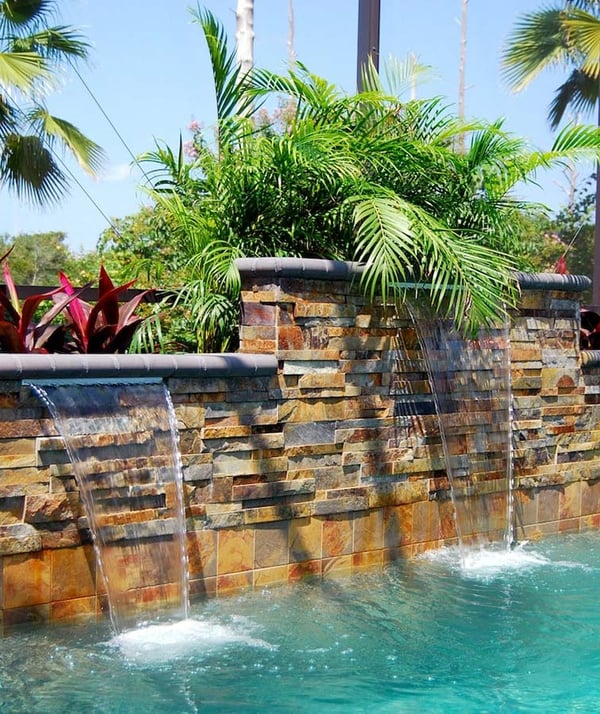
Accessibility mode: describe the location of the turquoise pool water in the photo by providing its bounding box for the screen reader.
[2,532,600,713]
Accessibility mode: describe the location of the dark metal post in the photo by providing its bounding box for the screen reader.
[357,0,381,92]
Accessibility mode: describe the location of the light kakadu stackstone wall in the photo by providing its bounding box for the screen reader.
[0,258,598,630]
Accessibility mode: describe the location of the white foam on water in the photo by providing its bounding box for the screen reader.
[110,617,274,663]
[419,543,551,580]
[461,545,550,579]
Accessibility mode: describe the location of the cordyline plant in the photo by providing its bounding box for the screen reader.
[0,250,150,353]
[57,266,151,353]
[0,248,84,352]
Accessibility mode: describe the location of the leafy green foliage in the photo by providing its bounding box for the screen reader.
[0,230,71,283]
[127,9,600,351]
[0,0,104,204]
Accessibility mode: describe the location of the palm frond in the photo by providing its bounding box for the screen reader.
[10,26,89,61]
[0,49,46,90]
[0,0,55,34]
[548,68,599,127]
[190,6,255,122]
[502,8,572,91]
[564,9,600,78]
[0,131,67,203]
[28,108,104,174]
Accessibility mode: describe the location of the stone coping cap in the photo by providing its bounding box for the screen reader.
[236,257,364,280]
[0,353,277,380]
[581,350,600,368]
[236,259,589,293]
[515,272,590,292]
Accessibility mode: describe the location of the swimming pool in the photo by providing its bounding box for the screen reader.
[2,531,599,713]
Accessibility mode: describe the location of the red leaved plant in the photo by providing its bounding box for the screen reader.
[0,248,88,353]
[57,266,151,353]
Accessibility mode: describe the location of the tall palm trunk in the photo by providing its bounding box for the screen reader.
[457,0,468,153]
[235,0,254,77]
[593,86,600,305]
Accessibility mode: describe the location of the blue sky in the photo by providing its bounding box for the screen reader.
[0,0,586,252]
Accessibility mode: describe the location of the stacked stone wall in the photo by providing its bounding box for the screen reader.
[0,262,598,629]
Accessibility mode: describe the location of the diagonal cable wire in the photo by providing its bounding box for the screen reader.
[70,62,154,186]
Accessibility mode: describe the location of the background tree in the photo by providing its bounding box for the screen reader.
[0,0,104,204]
[502,0,600,303]
[0,230,70,283]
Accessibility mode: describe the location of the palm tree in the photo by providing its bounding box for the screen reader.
[503,0,600,303]
[139,8,600,351]
[0,0,104,205]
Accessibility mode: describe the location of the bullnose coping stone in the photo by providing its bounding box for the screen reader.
[515,272,591,292]
[236,257,364,281]
[237,259,589,294]
[0,353,278,380]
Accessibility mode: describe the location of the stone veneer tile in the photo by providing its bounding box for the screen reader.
[322,555,353,577]
[559,481,581,520]
[383,504,413,548]
[189,575,216,599]
[411,501,440,543]
[3,603,50,629]
[217,528,254,575]
[288,559,321,582]
[581,480,600,516]
[352,550,383,571]
[289,517,322,562]
[51,546,95,601]
[187,529,217,578]
[353,510,384,552]
[537,487,560,523]
[50,595,96,622]
[3,551,51,608]
[217,571,252,595]
[253,565,288,588]
[438,500,457,540]
[254,522,289,568]
[322,516,352,557]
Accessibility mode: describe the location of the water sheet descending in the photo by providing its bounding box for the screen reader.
[29,379,189,633]
[409,310,514,548]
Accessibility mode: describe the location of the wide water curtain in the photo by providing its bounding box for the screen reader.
[409,308,514,548]
[30,380,189,633]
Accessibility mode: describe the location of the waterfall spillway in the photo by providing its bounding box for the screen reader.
[409,314,514,549]
[29,379,189,633]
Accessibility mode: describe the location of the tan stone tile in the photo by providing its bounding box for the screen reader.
[217,571,252,595]
[3,604,50,629]
[217,528,254,575]
[188,529,217,578]
[322,516,352,558]
[352,550,383,571]
[3,551,51,608]
[254,523,289,568]
[537,487,560,523]
[289,517,322,562]
[323,555,352,578]
[253,565,288,588]
[190,575,216,599]
[51,546,95,601]
[581,480,600,516]
[353,510,384,553]
[50,596,96,623]
[288,559,322,582]
[559,481,581,520]
[384,504,413,548]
